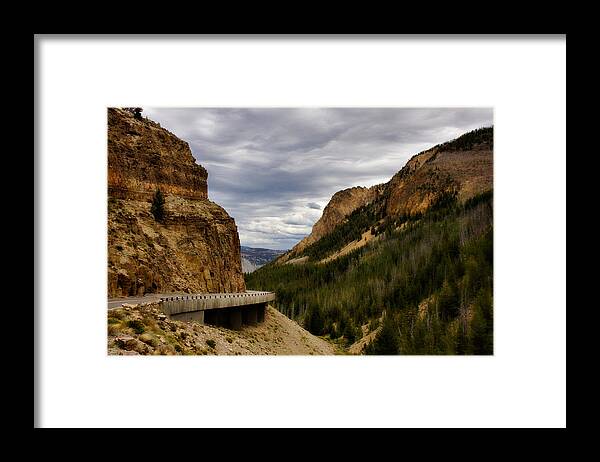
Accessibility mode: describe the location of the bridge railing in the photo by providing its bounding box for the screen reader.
[159,291,275,316]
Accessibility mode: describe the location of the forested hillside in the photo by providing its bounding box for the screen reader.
[246,126,493,355]
[245,190,493,355]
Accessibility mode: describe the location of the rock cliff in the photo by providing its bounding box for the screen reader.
[108,109,208,201]
[107,108,245,297]
[281,185,382,262]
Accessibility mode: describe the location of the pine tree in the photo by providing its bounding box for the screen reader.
[438,279,460,320]
[307,305,324,335]
[150,189,165,222]
[343,320,357,344]
[367,315,399,355]
[469,290,493,354]
[454,323,469,355]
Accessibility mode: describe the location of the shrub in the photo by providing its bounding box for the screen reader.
[368,318,380,332]
[141,315,158,332]
[365,316,399,355]
[127,319,145,334]
[139,333,158,347]
[108,324,120,336]
[342,321,361,345]
[108,310,124,320]
[328,324,339,339]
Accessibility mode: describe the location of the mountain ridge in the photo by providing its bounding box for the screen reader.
[277,126,493,264]
[241,245,286,273]
[277,184,384,264]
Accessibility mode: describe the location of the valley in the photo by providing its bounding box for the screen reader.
[107,107,493,356]
[246,127,494,355]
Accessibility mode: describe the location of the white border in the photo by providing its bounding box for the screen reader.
[36,36,566,428]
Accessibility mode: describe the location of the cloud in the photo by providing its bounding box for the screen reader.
[143,107,493,250]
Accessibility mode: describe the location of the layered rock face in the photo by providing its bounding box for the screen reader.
[107,108,245,297]
[108,108,208,201]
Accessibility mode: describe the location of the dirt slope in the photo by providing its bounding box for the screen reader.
[108,303,335,355]
[319,229,379,264]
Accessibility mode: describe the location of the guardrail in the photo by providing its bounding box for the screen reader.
[160,291,276,318]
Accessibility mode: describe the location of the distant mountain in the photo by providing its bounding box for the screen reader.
[240,246,286,273]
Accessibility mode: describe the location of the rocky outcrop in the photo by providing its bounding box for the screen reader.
[384,139,493,217]
[107,108,245,297]
[108,108,208,201]
[282,185,383,261]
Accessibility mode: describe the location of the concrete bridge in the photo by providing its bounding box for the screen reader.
[107,290,276,330]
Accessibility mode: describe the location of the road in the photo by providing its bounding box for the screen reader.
[107,294,162,310]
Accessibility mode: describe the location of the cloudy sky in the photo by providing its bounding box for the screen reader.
[144,108,493,250]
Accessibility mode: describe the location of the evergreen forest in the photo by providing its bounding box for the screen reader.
[245,190,493,355]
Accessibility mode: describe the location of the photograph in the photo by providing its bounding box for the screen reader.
[36,34,566,429]
[107,107,494,356]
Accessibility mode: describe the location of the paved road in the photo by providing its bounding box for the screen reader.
[107,294,162,310]
[107,290,270,310]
